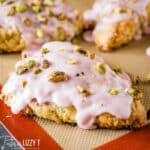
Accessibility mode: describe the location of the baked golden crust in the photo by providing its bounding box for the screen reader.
[95,19,137,52]
[3,94,146,129]
[0,27,25,53]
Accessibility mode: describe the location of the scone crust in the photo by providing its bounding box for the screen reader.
[3,95,146,129]
[95,19,137,52]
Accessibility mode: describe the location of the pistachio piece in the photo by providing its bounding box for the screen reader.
[113,67,122,74]
[95,62,106,74]
[58,13,67,21]
[74,46,87,55]
[67,57,77,64]
[33,68,41,74]
[128,88,135,96]
[7,6,16,16]
[42,59,50,69]
[36,28,44,38]
[41,48,49,54]
[16,4,28,13]
[44,0,54,6]
[87,51,95,59]
[48,71,68,82]
[47,10,54,17]
[32,0,43,6]
[0,0,5,3]
[22,17,32,26]
[55,27,68,41]
[32,5,42,13]
[28,60,36,69]
[21,80,27,88]
[109,89,119,95]
[37,15,48,24]
[114,6,126,14]
[16,65,28,75]
[22,53,28,59]
[77,85,91,97]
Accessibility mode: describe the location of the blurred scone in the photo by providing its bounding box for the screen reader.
[1,42,146,129]
[0,0,83,53]
[83,0,150,52]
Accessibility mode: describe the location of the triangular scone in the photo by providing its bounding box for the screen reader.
[1,42,146,129]
[0,0,83,53]
[83,0,150,51]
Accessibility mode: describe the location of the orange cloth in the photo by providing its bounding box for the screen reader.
[94,124,150,150]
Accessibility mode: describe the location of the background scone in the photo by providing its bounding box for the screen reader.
[1,42,146,129]
[83,0,150,52]
[0,0,83,53]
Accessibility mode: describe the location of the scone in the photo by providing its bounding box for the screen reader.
[1,42,146,129]
[83,0,150,51]
[0,0,83,53]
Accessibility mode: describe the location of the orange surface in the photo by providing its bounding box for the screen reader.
[0,84,62,150]
[94,124,150,150]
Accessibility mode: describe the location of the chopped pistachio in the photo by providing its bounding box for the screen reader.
[109,89,119,95]
[16,65,28,75]
[21,80,27,88]
[58,13,67,21]
[33,67,41,74]
[128,88,135,96]
[42,59,50,69]
[37,15,48,24]
[126,8,133,16]
[16,4,28,13]
[0,0,5,3]
[41,48,49,54]
[114,6,126,14]
[74,46,87,55]
[22,17,32,26]
[44,0,54,6]
[47,10,54,17]
[71,37,79,44]
[28,60,36,69]
[22,53,28,59]
[32,0,43,6]
[87,51,95,59]
[48,71,68,82]
[32,5,42,13]
[67,57,77,64]
[36,28,44,38]
[77,85,91,97]
[113,66,122,74]
[7,6,16,16]
[95,62,106,74]
[55,27,68,41]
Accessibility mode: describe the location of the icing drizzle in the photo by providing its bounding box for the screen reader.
[2,42,133,129]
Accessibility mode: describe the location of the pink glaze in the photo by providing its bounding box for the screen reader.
[2,42,133,129]
[0,0,78,53]
[83,0,150,42]
[146,47,150,56]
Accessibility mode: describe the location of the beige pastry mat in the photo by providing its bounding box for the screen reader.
[0,0,150,149]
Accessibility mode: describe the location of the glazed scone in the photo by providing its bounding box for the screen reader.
[83,0,150,51]
[1,42,146,129]
[0,0,83,53]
